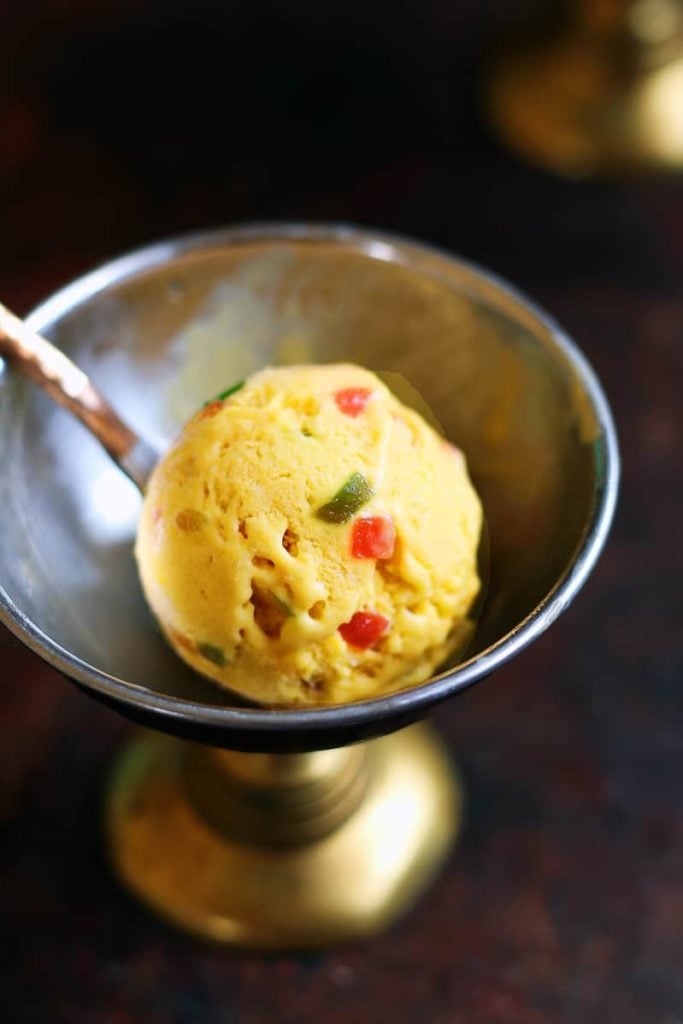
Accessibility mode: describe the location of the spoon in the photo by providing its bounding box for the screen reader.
[0,301,158,492]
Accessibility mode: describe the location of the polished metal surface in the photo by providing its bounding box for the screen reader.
[0,224,619,751]
[106,723,460,948]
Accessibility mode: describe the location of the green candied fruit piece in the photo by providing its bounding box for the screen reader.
[197,642,226,668]
[203,380,245,407]
[315,472,373,524]
[272,594,295,617]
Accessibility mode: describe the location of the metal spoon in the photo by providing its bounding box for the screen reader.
[0,301,158,492]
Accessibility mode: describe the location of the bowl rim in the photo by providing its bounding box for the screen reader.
[0,222,620,735]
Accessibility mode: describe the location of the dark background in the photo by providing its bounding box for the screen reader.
[1,1,682,1022]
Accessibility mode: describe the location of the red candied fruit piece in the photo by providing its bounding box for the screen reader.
[338,611,389,649]
[351,516,396,559]
[198,400,224,421]
[334,387,372,417]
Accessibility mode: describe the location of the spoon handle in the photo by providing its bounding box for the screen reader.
[0,302,157,492]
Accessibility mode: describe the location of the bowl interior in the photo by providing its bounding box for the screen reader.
[0,228,611,740]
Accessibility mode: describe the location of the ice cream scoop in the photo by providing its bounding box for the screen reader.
[135,364,482,705]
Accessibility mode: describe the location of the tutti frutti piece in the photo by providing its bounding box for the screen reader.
[315,472,374,524]
[350,516,396,560]
[135,363,483,705]
[338,611,390,649]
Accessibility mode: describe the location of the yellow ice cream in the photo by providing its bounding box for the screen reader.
[135,364,482,705]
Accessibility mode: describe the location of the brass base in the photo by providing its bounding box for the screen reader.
[488,29,683,176]
[105,724,461,949]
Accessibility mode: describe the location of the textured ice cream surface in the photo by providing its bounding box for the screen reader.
[135,364,482,705]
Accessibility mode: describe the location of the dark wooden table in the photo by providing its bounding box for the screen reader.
[2,3,682,1021]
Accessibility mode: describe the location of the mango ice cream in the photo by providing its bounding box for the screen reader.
[135,364,482,705]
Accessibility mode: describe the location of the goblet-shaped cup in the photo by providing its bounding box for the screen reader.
[0,225,618,948]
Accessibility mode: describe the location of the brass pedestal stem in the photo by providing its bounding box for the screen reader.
[487,0,683,175]
[105,724,461,949]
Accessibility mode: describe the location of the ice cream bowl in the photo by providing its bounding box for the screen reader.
[0,224,618,947]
